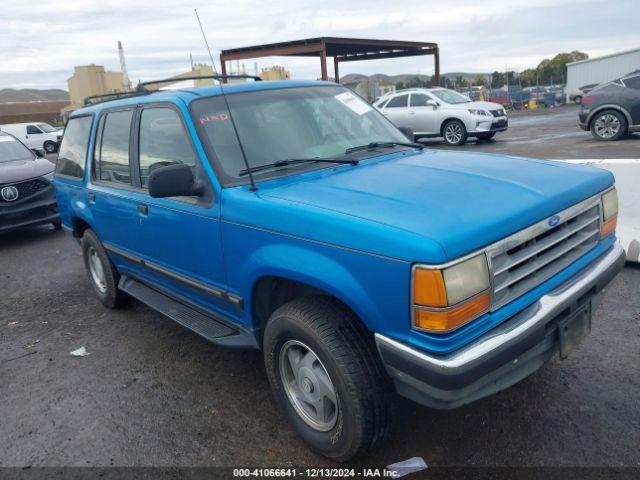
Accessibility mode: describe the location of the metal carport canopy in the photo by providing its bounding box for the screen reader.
[219,37,440,84]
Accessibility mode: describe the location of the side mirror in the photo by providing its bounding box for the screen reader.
[426,99,438,109]
[398,126,414,141]
[31,148,45,158]
[148,164,203,199]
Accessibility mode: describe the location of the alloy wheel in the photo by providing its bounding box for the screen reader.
[594,114,621,139]
[87,246,107,293]
[279,340,339,432]
[445,123,463,144]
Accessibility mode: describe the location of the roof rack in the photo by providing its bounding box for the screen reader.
[83,90,151,106]
[139,74,261,90]
[83,75,262,107]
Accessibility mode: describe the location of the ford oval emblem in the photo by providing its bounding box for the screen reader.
[548,215,560,227]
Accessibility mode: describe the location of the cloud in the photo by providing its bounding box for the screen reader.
[1,0,638,89]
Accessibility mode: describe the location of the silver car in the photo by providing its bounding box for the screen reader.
[374,88,508,146]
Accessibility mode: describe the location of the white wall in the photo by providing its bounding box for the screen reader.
[566,48,640,100]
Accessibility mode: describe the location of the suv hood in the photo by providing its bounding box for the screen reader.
[449,100,504,112]
[259,149,613,262]
[0,158,54,184]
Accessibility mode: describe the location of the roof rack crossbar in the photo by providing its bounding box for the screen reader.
[83,90,151,106]
[139,74,262,90]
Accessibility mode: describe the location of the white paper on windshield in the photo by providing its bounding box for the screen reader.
[335,91,372,115]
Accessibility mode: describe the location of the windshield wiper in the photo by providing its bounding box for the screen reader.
[344,141,424,155]
[238,157,358,176]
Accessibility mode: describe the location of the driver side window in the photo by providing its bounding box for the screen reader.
[26,125,41,134]
[139,107,196,188]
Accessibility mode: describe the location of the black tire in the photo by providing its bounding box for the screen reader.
[590,109,627,141]
[52,220,62,230]
[81,229,129,308]
[573,96,582,105]
[263,296,394,462]
[476,132,496,141]
[43,141,57,154]
[442,119,468,146]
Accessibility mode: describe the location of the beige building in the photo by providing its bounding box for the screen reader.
[67,65,126,110]
[259,65,290,81]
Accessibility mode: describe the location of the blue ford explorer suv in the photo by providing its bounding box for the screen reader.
[54,79,624,461]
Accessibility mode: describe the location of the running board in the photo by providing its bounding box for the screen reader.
[119,275,257,348]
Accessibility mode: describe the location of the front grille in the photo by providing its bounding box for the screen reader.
[0,178,49,203]
[492,119,508,128]
[490,109,505,117]
[488,198,601,310]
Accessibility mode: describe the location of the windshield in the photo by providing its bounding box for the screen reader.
[0,135,34,163]
[37,123,58,133]
[430,89,471,104]
[191,85,409,183]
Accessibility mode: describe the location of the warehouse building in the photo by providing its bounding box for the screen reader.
[566,47,640,101]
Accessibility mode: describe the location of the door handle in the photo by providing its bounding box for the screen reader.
[137,204,148,215]
[87,193,96,202]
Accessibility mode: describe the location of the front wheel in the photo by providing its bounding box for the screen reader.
[590,110,627,141]
[263,296,394,462]
[442,119,468,146]
[573,96,582,104]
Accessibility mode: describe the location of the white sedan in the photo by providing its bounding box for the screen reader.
[374,88,508,146]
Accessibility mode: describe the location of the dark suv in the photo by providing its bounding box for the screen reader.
[579,71,640,141]
[0,132,60,233]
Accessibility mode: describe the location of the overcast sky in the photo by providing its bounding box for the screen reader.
[2,0,638,90]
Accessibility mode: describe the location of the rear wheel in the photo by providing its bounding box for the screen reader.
[442,119,468,146]
[81,229,129,308]
[43,141,57,154]
[590,110,627,141]
[263,296,394,461]
[573,95,582,104]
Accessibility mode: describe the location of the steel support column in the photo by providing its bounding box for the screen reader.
[434,47,441,86]
[333,57,340,83]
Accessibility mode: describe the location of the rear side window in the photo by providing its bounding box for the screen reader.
[95,110,133,186]
[385,94,408,108]
[138,107,196,188]
[56,116,93,178]
[623,75,640,90]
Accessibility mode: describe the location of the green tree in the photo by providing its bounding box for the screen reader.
[536,51,588,84]
[491,71,505,87]
[473,74,488,87]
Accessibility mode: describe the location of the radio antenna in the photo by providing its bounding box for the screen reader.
[194,8,219,75]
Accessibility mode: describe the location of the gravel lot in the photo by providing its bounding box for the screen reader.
[1,105,639,472]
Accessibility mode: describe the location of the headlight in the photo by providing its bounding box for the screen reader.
[42,171,55,183]
[600,188,618,238]
[468,109,489,116]
[412,254,490,333]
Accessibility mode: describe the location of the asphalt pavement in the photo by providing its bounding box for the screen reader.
[2,105,639,472]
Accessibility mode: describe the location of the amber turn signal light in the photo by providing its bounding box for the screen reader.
[600,215,617,238]
[413,291,490,332]
[413,268,448,307]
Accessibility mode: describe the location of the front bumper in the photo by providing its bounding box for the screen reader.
[376,243,625,409]
[0,190,59,233]
[469,117,508,134]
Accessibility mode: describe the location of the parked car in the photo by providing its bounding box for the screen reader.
[579,71,640,141]
[0,122,63,154]
[373,88,508,145]
[0,132,60,233]
[569,83,599,104]
[54,80,624,461]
